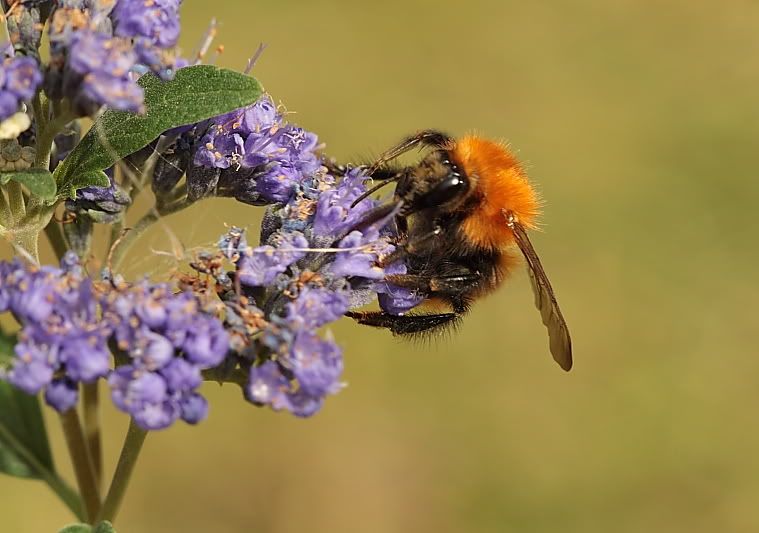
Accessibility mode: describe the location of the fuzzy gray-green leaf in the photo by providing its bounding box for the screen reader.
[54,65,262,199]
[1,169,56,200]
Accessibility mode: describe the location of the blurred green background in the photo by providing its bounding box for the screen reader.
[3,1,759,531]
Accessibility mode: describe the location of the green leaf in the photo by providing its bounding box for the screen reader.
[57,170,110,201]
[1,169,57,200]
[0,348,55,478]
[94,521,116,533]
[54,65,263,199]
[0,329,14,367]
[58,525,92,533]
[57,521,116,533]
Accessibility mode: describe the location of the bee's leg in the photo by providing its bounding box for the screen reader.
[323,158,401,181]
[345,310,460,335]
[383,272,480,296]
[322,157,347,176]
[340,201,400,237]
[379,224,442,265]
[369,130,454,173]
[394,214,409,242]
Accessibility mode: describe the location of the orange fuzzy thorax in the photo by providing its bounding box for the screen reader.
[450,135,540,251]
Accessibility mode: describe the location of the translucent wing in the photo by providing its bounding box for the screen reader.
[505,211,573,371]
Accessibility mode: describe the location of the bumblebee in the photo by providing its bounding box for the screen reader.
[344,130,573,371]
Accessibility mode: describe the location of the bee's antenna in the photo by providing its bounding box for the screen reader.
[350,176,399,208]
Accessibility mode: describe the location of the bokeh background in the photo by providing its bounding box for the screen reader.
[3,1,759,531]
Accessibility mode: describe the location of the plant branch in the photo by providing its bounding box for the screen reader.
[35,107,77,170]
[0,188,11,227]
[15,231,40,263]
[82,382,102,491]
[44,218,69,261]
[109,197,191,271]
[97,418,148,524]
[202,367,248,386]
[6,181,25,224]
[31,91,49,144]
[60,408,101,523]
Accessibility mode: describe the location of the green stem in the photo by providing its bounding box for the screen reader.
[35,108,77,170]
[82,383,102,491]
[201,367,248,386]
[31,91,48,144]
[110,198,191,271]
[105,219,124,261]
[12,203,57,263]
[60,409,101,523]
[109,211,158,272]
[0,420,84,521]
[6,181,25,225]
[97,419,148,524]
[44,218,69,261]
[16,231,39,263]
[0,188,11,227]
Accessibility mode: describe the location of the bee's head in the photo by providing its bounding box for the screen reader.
[397,150,472,215]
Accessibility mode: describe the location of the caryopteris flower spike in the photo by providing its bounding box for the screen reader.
[0,2,437,526]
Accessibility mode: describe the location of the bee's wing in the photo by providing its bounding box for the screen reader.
[507,214,573,371]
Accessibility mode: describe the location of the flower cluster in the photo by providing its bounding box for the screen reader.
[151,95,322,205]
[0,255,110,412]
[199,162,424,417]
[0,55,42,120]
[113,0,182,75]
[42,0,183,115]
[103,280,228,430]
[0,253,229,430]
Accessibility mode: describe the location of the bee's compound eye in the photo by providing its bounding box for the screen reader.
[419,173,468,208]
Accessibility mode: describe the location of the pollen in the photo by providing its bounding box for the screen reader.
[450,135,540,250]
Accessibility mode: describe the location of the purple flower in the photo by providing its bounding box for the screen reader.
[328,229,393,280]
[109,367,175,430]
[287,331,343,398]
[100,279,230,430]
[374,261,425,315]
[5,272,55,323]
[181,317,228,367]
[131,329,175,370]
[179,393,208,424]
[184,96,324,205]
[161,358,202,391]
[4,56,42,101]
[0,255,230,430]
[312,168,378,236]
[44,379,79,412]
[245,361,291,409]
[0,258,112,408]
[285,390,324,418]
[286,287,349,329]
[0,92,19,121]
[68,32,135,79]
[254,163,301,203]
[7,339,55,394]
[67,30,144,113]
[112,0,183,78]
[80,73,145,114]
[236,231,309,287]
[203,146,424,419]
[114,0,182,48]
[0,56,41,120]
[59,336,111,382]
[377,288,425,315]
[66,170,131,223]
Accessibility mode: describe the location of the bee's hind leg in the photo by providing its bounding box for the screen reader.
[345,310,460,336]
